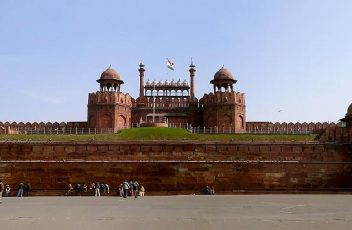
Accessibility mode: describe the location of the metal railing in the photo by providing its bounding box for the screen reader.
[191,127,313,135]
[20,127,125,135]
[4,125,314,135]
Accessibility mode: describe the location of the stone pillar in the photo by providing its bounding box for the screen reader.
[139,62,145,98]
[189,62,196,100]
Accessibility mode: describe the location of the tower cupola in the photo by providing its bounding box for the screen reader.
[210,67,237,93]
[97,65,124,92]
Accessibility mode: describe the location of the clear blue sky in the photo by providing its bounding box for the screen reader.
[0,0,351,123]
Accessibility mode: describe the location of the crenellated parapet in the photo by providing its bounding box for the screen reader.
[0,121,87,134]
[200,91,245,107]
[88,91,132,106]
[246,121,337,134]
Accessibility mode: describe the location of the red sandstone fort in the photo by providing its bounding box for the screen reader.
[0,63,351,195]
[0,63,348,135]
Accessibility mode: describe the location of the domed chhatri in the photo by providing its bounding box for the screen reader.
[100,65,121,80]
[210,67,237,93]
[213,67,234,81]
[97,65,124,92]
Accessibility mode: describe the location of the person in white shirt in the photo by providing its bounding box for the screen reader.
[5,184,11,197]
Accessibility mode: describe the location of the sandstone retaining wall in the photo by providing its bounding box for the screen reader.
[0,141,351,195]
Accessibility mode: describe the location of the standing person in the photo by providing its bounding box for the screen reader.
[123,180,130,198]
[0,180,4,204]
[210,184,215,195]
[119,183,124,197]
[17,182,24,197]
[95,182,101,197]
[129,180,134,197]
[133,181,140,198]
[25,183,31,196]
[82,184,88,192]
[101,183,106,194]
[5,184,11,197]
[90,182,95,191]
[105,183,110,194]
[139,184,145,197]
[66,184,74,196]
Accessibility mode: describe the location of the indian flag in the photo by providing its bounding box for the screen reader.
[167,59,174,70]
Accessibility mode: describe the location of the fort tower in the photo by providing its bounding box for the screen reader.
[201,67,246,132]
[87,66,132,130]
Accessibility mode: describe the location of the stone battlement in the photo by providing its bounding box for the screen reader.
[246,121,337,134]
[0,121,87,134]
[88,91,132,105]
[200,91,245,106]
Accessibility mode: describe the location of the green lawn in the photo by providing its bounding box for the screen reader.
[0,127,316,142]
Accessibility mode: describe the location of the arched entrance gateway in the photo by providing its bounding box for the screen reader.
[118,115,127,128]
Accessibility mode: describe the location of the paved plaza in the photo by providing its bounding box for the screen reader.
[0,195,351,230]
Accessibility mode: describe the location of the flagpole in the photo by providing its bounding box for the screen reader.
[153,83,155,123]
[166,58,169,78]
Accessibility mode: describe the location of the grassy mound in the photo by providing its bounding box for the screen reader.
[117,127,195,140]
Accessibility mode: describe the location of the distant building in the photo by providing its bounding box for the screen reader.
[88,62,246,132]
[0,62,343,136]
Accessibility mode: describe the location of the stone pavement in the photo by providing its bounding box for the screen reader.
[0,195,351,230]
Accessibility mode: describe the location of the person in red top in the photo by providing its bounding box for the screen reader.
[210,184,215,195]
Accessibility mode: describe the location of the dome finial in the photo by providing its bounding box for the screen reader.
[189,57,196,68]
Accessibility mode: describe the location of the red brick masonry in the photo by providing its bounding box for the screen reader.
[0,141,351,195]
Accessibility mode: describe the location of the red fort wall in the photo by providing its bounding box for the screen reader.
[1,141,351,195]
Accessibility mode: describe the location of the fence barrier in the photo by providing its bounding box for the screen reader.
[2,123,315,135]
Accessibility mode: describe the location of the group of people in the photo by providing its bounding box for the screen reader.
[0,181,31,199]
[119,180,145,198]
[17,182,31,197]
[66,180,146,198]
[1,178,216,201]
[204,184,215,195]
[91,182,110,197]
[66,182,110,196]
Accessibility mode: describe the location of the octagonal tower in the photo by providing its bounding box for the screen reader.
[200,67,246,132]
[87,66,132,131]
